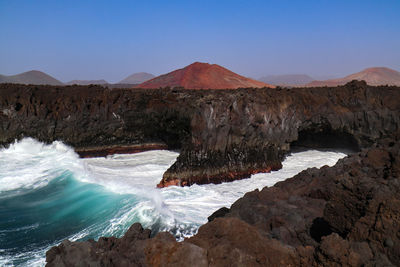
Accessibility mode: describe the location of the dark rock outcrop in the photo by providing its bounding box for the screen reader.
[0,84,193,154]
[46,141,400,266]
[46,223,151,267]
[160,80,400,187]
[216,140,400,266]
[76,143,168,158]
[1,81,400,187]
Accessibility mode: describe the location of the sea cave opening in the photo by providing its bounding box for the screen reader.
[290,127,360,153]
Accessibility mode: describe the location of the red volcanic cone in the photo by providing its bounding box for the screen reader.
[137,62,274,89]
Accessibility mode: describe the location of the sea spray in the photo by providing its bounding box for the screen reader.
[0,138,347,266]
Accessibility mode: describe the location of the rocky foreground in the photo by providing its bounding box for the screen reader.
[45,138,400,266]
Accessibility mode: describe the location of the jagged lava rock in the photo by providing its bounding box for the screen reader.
[1,81,400,187]
[46,141,400,266]
[46,223,151,267]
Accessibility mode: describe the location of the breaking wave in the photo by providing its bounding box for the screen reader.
[0,138,346,266]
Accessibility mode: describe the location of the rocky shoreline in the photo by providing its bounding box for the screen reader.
[45,139,400,266]
[75,143,168,158]
[1,81,399,187]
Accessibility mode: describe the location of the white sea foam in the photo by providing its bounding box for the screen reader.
[0,138,87,193]
[0,138,347,265]
[81,146,347,239]
[160,150,346,234]
[1,138,347,235]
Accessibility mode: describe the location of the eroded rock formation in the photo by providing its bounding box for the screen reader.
[1,81,399,187]
[45,140,400,266]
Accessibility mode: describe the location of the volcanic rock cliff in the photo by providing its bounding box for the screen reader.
[1,81,399,187]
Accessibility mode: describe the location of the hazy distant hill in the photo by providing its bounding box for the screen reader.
[259,74,314,86]
[307,67,400,87]
[137,62,274,89]
[119,72,155,84]
[0,70,63,85]
[66,79,108,85]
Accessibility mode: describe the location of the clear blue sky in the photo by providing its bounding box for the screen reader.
[1,0,399,82]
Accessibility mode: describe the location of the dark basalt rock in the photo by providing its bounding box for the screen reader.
[1,81,399,187]
[212,140,400,266]
[46,223,151,267]
[46,142,400,266]
[31,80,400,266]
[208,207,230,222]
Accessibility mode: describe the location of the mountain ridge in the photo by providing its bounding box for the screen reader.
[307,67,400,87]
[119,72,155,84]
[259,74,314,86]
[66,79,109,85]
[0,70,63,85]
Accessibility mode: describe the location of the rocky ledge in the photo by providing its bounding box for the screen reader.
[46,138,400,266]
[1,81,399,187]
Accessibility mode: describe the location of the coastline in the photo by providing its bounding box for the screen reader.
[46,141,400,266]
[75,143,168,158]
[1,81,399,188]
[0,82,399,265]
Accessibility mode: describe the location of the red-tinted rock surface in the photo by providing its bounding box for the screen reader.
[1,81,400,187]
[137,62,274,89]
[45,141,400,266]
[76,143,168,158]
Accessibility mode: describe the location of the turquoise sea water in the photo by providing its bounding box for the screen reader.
[1,172,138,265]
[0,138,347,266]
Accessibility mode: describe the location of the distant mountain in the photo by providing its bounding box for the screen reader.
[0,70,63,85]
[137,62,274,89]
[119,72,155,84]
[259,74,314,86]
[66,79,108,85]
[307,67,400,87]
[312,75,339,81]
